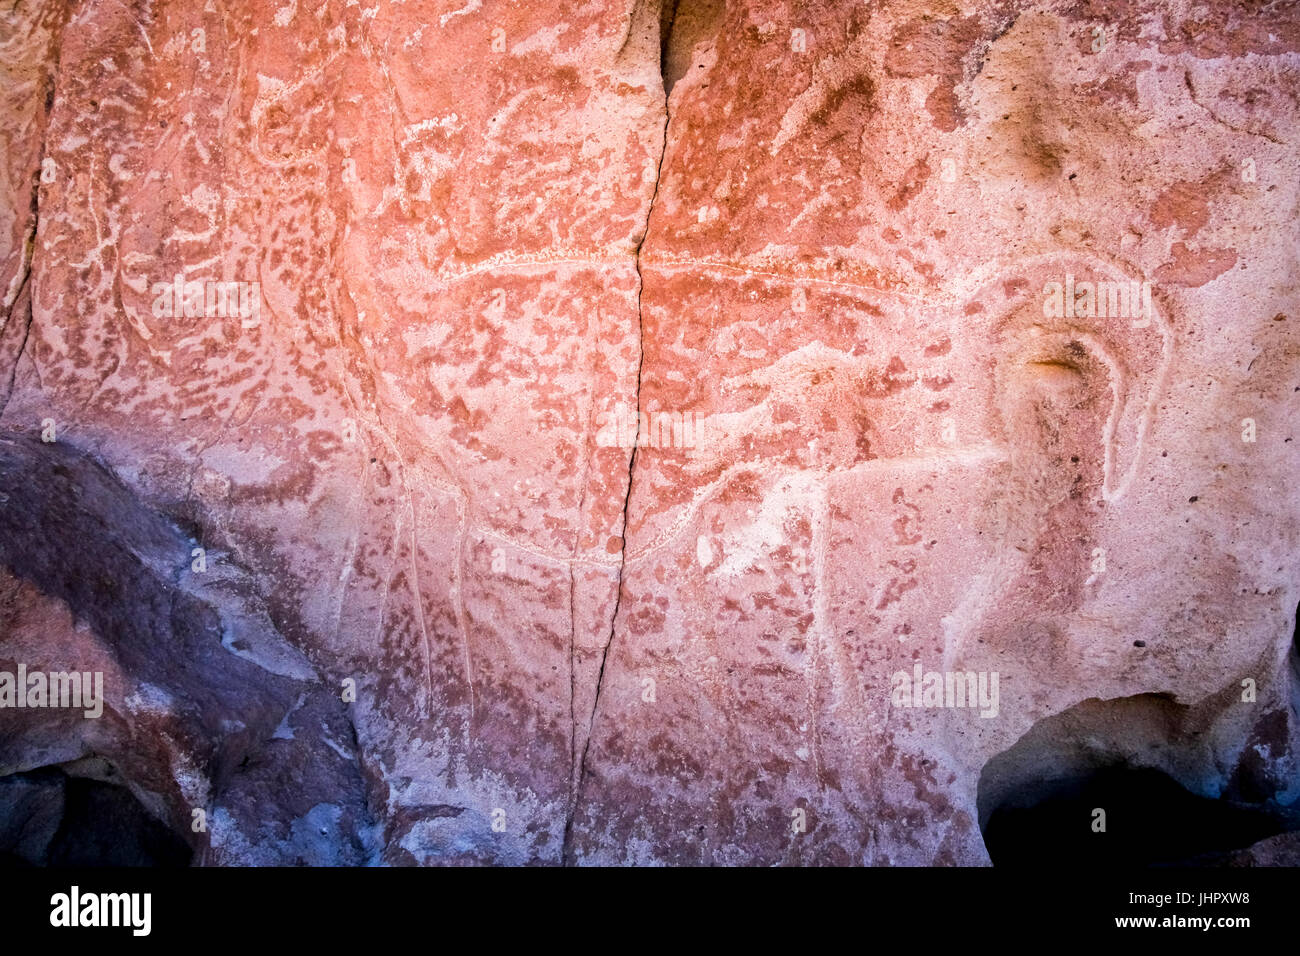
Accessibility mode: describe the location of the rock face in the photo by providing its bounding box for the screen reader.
[0,0,1297,865]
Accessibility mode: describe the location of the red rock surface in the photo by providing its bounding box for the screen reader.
[0,0,1297,865]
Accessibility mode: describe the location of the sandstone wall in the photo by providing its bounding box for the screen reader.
[0,0,1297,865]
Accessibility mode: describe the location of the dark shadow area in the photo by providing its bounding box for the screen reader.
[978,692,1300,866]
[48,775,193,867]
[982,764,1285,866]
[0,433,376,865]
[660,0,726,97]
[0,768,191,867]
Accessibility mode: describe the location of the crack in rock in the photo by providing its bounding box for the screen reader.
[562,0,675,866]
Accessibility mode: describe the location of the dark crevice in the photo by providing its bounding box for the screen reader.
[660,0,725,98]
[340,701,383,864]
[0,200,34,346]
[659,0,680,77]
[1,4,71,419]
[2,297,34,418]
[562,1,675,867]
[1292,600,1298,660]
[0,129,41,417]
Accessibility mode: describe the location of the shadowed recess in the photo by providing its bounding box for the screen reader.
[0,433,376,865]
[660,0,725,97]
[981,765,1284,866]
[977,693,1299,866]
[0,767,192,867]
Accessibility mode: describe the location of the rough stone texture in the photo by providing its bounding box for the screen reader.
[0,0,1297,865]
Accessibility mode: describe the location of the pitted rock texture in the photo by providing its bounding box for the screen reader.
[0,0,1298,865]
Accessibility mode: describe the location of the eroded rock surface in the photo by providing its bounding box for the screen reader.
[0,0,1297,865]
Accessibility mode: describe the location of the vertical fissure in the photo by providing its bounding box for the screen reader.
[340,699,384,865]
[562,0,674,865]
[1,121,43,418]
[659,0,682,82]
[2,0,77,418]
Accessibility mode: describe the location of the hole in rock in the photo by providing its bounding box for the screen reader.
[660,0,725,97]
[981,765,1284,866]
[0,767,192,867]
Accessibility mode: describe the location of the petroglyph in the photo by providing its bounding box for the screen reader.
[0,0,1296,869]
